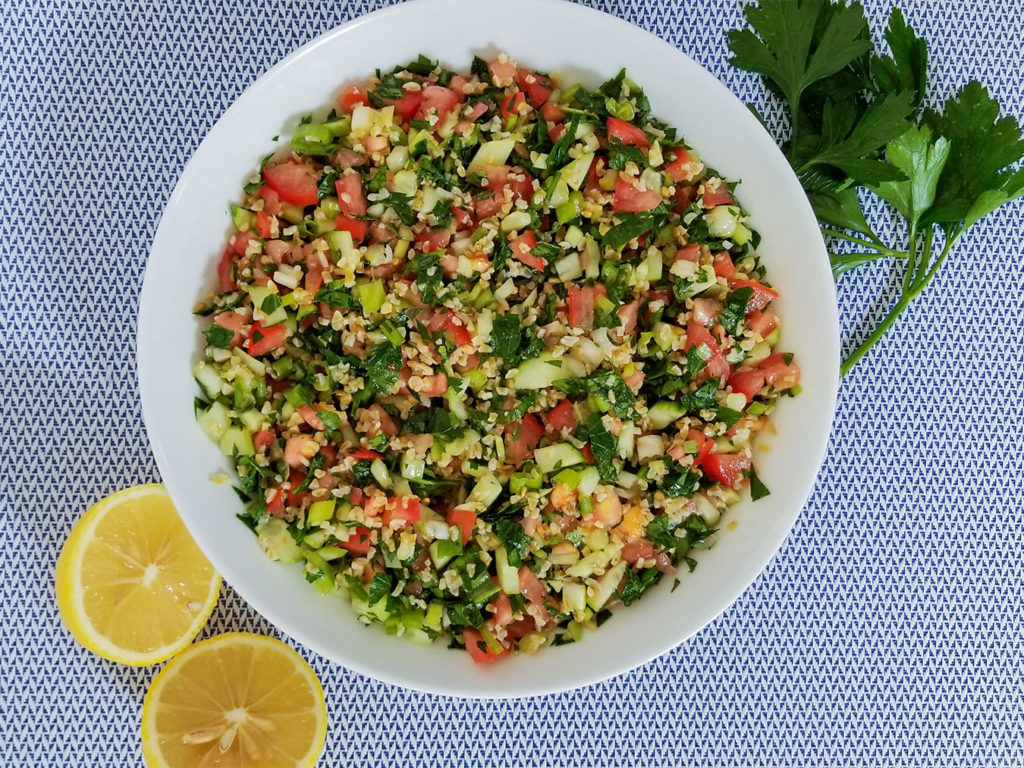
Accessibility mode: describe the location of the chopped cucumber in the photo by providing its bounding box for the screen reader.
[256,517,303,564]
[577,466,601,496]
[468,138,515,172]
[587,561,627,611]
[466,472,503,510]
[194,362,223,400]
[429,538,462,570]
[197,400,229,441]
[513,354,565,390]
[561,581,587,615]
[534,443,585,474]
[230,204,254,232]
[355,279,386,314]
[307,499,336,526]
[647,400,687,429]
[219,426,253,457]
[400,451,425,481]
[560,153,594,190]
[495,546,521,595]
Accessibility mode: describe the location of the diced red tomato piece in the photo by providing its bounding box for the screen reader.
[516,70,554,107]
[607,116,650,148]
[489,589,513,627]
[544,399,577,434]
[702,179,734,207]
[465,101,488,122]
[728,368,766,403]
[339,85,369,112]
[382,496,421,527]
[414,228,452,252]
[505,414,544,468]
[687,429,715,465]
[263,163,318,207]
[758,354,801,390]
[296,405,324,431]
[712,251,736,278]
[616,301,639,337]
[230,230,257,257]
[463,628,506,663]
[729,279,779,312]
[540,101,565,123]
[685,320,721,356]
[338,526,373,555]
[216,248,237,292]
[509,231,545,270]
[452,206,473,230]
[474,192,504,219]
[675,244,701,263]
[266,488,285,517]
[613,177,662,212]
[253,429,275,452]
[257,185,282,217]
[347,449,384,462]
[417,372,449,398]
[747,309,778,338]
[665,148,696,182]
[390,90,423,122]
[334,215,368,244]
[335,173,366,217]
[415,85,459,123]
[672,183,696,214]
[285,467,307,507]
[517,566,550,621]
[255,210,273,239]
[566,283,598,329]
[487,59,517,87]
[701,453,751,487]
[500,91,526,120]
[247,321,288,356]
[446,507,477,546]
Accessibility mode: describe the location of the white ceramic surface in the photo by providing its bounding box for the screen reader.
[138,0,839,698]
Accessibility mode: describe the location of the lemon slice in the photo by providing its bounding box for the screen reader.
[55,484,220,665]
[141,633,327,768]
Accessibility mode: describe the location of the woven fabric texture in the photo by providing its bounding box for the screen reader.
[2,0,1023,765]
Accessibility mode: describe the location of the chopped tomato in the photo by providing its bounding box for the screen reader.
[747,309,778,338]
[685,320,721,356]
[266,488,285,517]
[263,163,318,207]
[607,116,650,148]
[417,372,449,397]
[463,628,506,663]
[702,179,734,207]
[415,85,459,123]
[516,70,554,107]
[339,85,369,112]
[517,566,550,621]
[414,228,452,252]
[382,496,421,527]
[347,448,384,461]
[540,101,565,123]
[296,405,324,431]
[247,321,288,356]
[544,399,577,434]
[230,230,257,257]
[616,301,639,337]
[488,589,513,627]
[487,59,516,87]
[758,354,801,390]
[505,414,544,468]
[335,173,366,216]
[253,429,275,452]
[613,177,662,212]
[729,279,779,312]
[338,526,373,555]
[257,185,282,217]
[675,244,700,262]
[255,210,273,239]
[285,467,308,507]
[500,91,526,120]
[446,507,477,546]
[390,90,423,122]
[452,206,473,230]
[664,148,696,182]
[687,429,715,465]
[701,453,751,487]
[475,192,505,219]
[216,248,236,292]
[464,101,488,122]
[509,231,545,270]
[712,251,736,278]
[566,283,596,329]
[672,183,696,214]
[331,214,367,244]
[728,368,766,403]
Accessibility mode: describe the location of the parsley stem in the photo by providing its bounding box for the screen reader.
[840,293,912,376]
[820,227,898,254]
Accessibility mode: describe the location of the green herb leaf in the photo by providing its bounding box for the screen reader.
[363,343,402,395]
[749,468,771,501]
[554,371,634,419]
[403,251,445,305]
[603,202,671,250]
[871,8,928,107]
[494,519,531,567]
[202,324,234,349]
[583,413,618,483]
[868,124,949,227]
[314,282,360,310]
[490,313,522,360]
[719,287,754,336]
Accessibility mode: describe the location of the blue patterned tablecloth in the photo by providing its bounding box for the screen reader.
[3,0,1023,764]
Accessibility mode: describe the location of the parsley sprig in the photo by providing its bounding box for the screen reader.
[729,2,1024,374]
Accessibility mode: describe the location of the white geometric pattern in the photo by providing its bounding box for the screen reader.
[2,0,1022,764]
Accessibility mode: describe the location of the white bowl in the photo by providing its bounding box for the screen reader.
[138,0,839,698]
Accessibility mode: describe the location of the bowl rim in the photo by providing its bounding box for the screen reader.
[138,0,839,698]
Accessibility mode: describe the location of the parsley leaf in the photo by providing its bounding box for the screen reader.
[403,251,445,305]
[363,343,402,395]
[385,192,417,226]
[606,143,647,170]
[554,371,634,419]
[315,282,360,311]
[749,468,771,501]
[490,313,521,360]
[583,413,618,483]
[494,519,531,567]
[548,113,581,169]
[719,287,754,336]
[202,324,234,349]
[603,201,672,250]
[619,567,661,606]
[868,124,949,228]
[662,457,699,498]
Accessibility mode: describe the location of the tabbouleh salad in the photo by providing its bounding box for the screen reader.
[193,53,800,662]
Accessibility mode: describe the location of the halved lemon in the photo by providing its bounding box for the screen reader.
[141,633,328,768]
[55,484,220,665]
